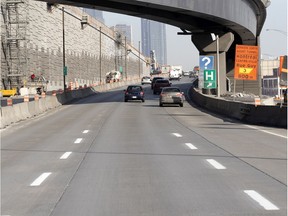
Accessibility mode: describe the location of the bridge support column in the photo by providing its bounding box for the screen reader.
[192,32,234,96]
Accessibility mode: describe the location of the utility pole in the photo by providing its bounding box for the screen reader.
[138,41,141,78]
[99,27,102,84]
[125,37,127,80]
[62,7,66,91]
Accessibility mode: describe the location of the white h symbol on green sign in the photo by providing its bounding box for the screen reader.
[204,69,216,89]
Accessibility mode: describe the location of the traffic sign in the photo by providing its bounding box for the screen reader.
[204,69,216,89]
[63,66,68,76]
[200,56,214,70]
[234,45,259,80]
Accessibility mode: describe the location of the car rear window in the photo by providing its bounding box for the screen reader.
[156,80,169,83]
[127,86,142,91]
[163,88,180,92]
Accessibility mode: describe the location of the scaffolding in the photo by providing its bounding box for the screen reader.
[1,0,29,90]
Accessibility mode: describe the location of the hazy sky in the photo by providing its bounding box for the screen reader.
[103,1,287,71]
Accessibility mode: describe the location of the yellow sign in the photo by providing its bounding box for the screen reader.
[239,68,254,74]
[234,45,259,80]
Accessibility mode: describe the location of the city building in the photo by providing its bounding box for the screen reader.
[141,19,167,66]
[82,8,105,23]
[111,24,132,44]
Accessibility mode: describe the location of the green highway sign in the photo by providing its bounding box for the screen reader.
[63,66,68,76]
[204,69,216,89]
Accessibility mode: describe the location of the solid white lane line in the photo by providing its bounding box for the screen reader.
[206,159,226,169]
[30,172,51,186]
[60,152,72,159]
[82,130,89,134]
[245,125,287,139]
[185,143,198,150]
[74,138,83,144]
[172,133,182,137]
[244,190,279,210]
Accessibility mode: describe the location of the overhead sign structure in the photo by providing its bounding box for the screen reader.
[234,45,259,80]
[204,69,217,89]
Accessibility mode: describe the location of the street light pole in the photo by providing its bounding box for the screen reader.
[99,27,102,84]
[62,7,66,91]
[216,35,220,97]
[125,37,127,80]
[266,29,288,36]
[138,41,141,78]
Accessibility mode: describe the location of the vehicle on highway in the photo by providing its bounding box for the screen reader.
[182,70,190,76]
[153,79,171,94]
[124,85,145,102]
[159,87,184,107]
[141,76,151,85]
[151,76,164,89]
[169,65,182,81]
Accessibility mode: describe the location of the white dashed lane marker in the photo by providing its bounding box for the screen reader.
[244,190,279,210]
[30,172,52,186]
[172,133,182,137]
[245,125,287,139]
[60,152,72,159]
[74,138,83,144]
[185,143,198,150]
[206,159,226,170]
[82,130,89,134]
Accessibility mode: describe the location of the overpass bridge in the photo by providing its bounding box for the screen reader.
[37,0,270,95]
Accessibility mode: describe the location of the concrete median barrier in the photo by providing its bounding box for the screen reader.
[189,86,287,128]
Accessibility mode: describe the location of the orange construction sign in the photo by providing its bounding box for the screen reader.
[279,55,287,73]
[234,45,259,80]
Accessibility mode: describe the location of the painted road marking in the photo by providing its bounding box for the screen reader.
[185,143,198,150]
[30,172,51,186]
[60,152,72,159]
[244,190,279,210]
[74,138,83,144]
[245,125,287,139]
[206,159,226,169]
[172,133,182,137]
[83,130,89,134]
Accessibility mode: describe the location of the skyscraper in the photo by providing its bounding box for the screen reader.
[141,19,167,66]
[82,8,105,23]
[113,24,132,44]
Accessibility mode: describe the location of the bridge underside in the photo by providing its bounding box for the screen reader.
[41,0,266,46]
[38,0,267,95]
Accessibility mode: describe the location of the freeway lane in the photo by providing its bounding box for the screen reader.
[1,78,287,215]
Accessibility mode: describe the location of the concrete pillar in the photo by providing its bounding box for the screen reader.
[192,32,234,96]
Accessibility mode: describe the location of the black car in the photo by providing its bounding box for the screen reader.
[124,85,145,102]
[153,79,171,94]
[151,76,164,89]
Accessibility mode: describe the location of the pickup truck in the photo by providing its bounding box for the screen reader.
[153,79,171,94]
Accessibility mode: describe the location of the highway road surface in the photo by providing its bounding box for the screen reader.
[1,77,287,216]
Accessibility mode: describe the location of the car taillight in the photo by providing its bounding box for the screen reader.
[176,93,182,96]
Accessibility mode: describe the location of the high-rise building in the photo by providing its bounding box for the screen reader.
[82,8,105,23]
[141,19,167,66]
[113,24,132,44]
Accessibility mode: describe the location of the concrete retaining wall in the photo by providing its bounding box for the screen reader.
[190,86,287,128]
[1,1,149,91]
[0,79,139,129]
